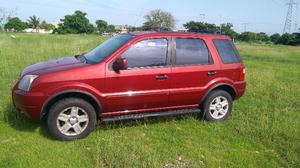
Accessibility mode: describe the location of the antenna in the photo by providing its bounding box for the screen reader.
[283,0,298,34]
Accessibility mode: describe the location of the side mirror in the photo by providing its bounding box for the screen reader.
[113,57,128,71]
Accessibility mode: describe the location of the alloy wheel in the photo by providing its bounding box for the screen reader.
[56,106,89,136]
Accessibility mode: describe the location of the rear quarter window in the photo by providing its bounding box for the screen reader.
[213,39,242,64]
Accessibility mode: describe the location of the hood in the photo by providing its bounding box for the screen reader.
[21,56,86,77]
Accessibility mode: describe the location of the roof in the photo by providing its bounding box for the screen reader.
[128,31,230,39]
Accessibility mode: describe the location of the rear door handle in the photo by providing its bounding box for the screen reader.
[207,71,217,76]
[156,74,168,80]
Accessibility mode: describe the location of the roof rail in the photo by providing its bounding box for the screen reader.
[128,30,225,36]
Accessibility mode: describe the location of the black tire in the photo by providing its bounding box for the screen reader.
[46,98,97,141]
[201,90,233,121]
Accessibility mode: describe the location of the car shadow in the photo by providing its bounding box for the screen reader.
[3,103,51,139]
[4,103,202,139]
[97,113,201,131]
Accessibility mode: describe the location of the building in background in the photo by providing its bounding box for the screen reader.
[114,25,129,33]
[52,20,62,28]
[0,18,8,29]
[24,28,53,34]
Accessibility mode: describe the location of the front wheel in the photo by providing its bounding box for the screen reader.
[46,98,97,141]
[202,90,233,121]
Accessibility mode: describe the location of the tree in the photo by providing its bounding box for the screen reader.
[143,9,175,31]
[220,23,238,39]
[270,33,281,44]
[106,25,116,33]
[40,21,55,31]
[238,32,257,42]
[4,17,26,32]
[184,21,219,33]
[278,33,295,45]
[27,15,40,30]
[54,10,95,34]
[256,32,270,42]
[95,19,108,34]
[292,33,300,45]
[0,7,17,30]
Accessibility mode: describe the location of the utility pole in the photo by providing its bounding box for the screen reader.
[283,0,298,34]
[242,23,249,32]
[219,15,223,34]
[294,2,298,32]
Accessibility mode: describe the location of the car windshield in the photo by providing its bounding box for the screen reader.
[84,34,134,64]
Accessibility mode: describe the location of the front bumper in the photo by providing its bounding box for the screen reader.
[12,88,47,120]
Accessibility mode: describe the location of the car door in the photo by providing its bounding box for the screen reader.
[104,38,171,113]
[169,37,219,106]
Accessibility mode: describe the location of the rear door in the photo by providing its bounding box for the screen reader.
[104,38,171,113]
[169,37,219,106]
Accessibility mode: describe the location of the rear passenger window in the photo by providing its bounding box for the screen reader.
[121,38,168,68]
[213,39,242,64]
[175,38,212,66]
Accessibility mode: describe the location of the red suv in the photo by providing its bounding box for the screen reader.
[12,32,246,140]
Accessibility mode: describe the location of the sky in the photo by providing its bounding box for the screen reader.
[1,0,299,34]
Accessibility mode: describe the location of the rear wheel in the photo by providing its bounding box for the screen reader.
[202,90,233,121]
[46,98,97,140]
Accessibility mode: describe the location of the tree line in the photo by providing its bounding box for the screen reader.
[2,11,119,34]
[2,9,300,46]
[183,21,300,46]
[3,16,55,32]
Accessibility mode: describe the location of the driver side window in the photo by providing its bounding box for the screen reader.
[120,38,168,69]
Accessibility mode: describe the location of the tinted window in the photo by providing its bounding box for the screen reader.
[84,34,134,64]
[121,39,168,68]
[175,38,212,66]
[213,39,242,63]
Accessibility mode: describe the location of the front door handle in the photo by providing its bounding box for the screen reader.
[156,74,168,80]
[207,71,217,76]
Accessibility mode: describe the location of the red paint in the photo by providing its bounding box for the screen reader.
[12,32,246,120]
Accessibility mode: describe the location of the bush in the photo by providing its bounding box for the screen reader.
[270,34,281,44]
[238,32,257,42]
[4,17,27,32]
[184,21,219,33]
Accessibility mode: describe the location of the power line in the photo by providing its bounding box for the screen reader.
[271,0,282,6]
[199,14,205,22]
[242,23,249,32]
[134,8,145,27]
[283,0,298,34]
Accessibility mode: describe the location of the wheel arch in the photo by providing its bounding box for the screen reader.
[41,90,102,120]
[200,83,237,105]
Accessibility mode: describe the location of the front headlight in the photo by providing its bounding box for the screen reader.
[18,75,39,91]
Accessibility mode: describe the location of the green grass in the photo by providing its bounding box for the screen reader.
[0,33,299,167]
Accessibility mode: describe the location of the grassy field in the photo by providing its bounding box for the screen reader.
[0,33,299,167]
